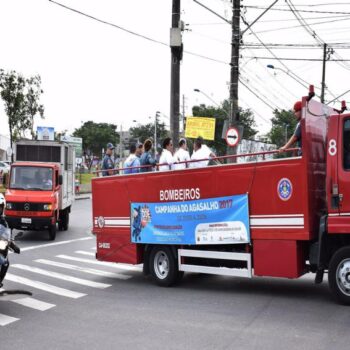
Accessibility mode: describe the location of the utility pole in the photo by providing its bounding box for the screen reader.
[170,0,182,147]
[154,112,159,156]
[182,94,186,134]
[119,124,123,162]
[227,0,241,158]
[321,43,327,104]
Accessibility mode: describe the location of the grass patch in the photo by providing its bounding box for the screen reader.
[77,173,94,185]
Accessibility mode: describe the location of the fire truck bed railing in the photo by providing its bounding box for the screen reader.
[93,147,301,176]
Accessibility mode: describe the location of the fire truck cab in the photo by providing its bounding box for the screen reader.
[92,95,350,305]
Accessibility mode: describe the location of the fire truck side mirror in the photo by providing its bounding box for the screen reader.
[58,175,63,185]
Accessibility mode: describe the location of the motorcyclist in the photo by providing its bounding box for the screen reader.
[0,193,20,288]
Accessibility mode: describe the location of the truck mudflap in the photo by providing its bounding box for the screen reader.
[6,216,53,231]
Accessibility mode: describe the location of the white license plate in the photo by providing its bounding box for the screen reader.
[21,218,32,224]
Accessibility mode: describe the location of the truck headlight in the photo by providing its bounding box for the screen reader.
[43,204,52,211]
[6,203,13,210]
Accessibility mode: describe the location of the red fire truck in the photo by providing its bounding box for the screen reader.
[92,92,350,304]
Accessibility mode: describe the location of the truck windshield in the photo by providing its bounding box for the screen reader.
[10,166,53,191]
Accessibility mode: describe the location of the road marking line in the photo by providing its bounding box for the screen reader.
[21,237,94,252]
[12,297,55,311]
[11,264,111,289]
[75,250,95,257]
[5,273,86,299]
[0,313,19,326]
[35,259,131,280]
[56,255,142,271]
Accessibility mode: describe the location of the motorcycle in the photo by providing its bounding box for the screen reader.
[0,193,31,298]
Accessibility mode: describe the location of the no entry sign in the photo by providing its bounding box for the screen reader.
[225,127,240,147]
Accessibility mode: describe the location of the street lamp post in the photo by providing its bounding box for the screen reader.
[266,64,311,91]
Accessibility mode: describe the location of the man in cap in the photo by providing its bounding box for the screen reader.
[279,101,302,154]
[101,143,115,176]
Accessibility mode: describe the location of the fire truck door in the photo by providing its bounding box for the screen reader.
[338,117,350,215]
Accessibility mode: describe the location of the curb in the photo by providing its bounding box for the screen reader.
[75,194,91,201]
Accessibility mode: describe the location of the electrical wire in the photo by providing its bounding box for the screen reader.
[48,0,229,66]
[248,16,350,35]
[286,0,350,72]
[239,77,281,110]
[243,5,350,15]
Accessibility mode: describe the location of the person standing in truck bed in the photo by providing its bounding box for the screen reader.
[101,143,115,176]
[279,101,302,155]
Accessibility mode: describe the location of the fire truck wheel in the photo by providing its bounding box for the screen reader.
[48,222,57,241]
[149,246,181,287]
[328,246,350,305]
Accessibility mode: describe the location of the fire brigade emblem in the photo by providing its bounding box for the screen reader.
[277,178,293,201]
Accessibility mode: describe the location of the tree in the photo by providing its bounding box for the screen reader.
[0,70,27,154]
[267,109,297,148]
[0,70,45,149]
[73,121,119,166]
[191,99,258,155]
[130,121,168,151]
[26,75,44,139]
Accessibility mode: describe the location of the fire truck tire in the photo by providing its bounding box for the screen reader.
[149,246,181,287]
[48,222,57,241]
[328,246,350,305]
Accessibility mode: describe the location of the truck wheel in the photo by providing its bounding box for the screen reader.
[149,246,182,287]
[328,246,350,305]
[59,210,69,231]
[48,222,57,241]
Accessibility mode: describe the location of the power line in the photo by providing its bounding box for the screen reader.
[240,14,314,89]
[48,0,229,66]
[286,0,350,72]
[243,5,350,15]
[242,56,350,61]
[247,16,350,35]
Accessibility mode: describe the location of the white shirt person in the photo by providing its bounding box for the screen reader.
[190,136,216,169]
[159,137,176,171]
[173,138,190,170]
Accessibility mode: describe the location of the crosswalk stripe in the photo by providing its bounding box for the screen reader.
[75,250,95,257]
[35,259,131,280]
[11,264,111,289]
[5,273,86,299]
[56,255,142,271]
[0,313,19,326]
[12,297,55,311]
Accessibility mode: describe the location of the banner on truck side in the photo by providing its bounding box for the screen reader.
[130,194,250,245]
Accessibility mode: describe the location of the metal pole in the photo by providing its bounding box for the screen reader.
[170,0,182,147]
[321,43,327,103]
[227,0,241,160]
[154,113,157,156]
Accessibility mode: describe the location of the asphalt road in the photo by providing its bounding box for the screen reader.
[1,199,349,350]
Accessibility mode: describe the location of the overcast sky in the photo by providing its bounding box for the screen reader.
[1,0,350,139]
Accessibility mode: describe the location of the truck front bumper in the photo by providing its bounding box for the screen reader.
[6,216,54,231]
